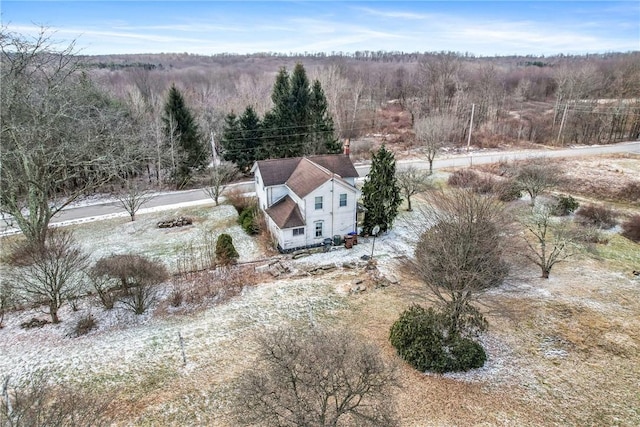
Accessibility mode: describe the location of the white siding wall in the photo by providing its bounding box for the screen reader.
[281,227,307,250]
[254,168,288,210]
[266,215,284,249]
[268,185,289,206]
[254,169,268,210]
[331,180,359,237]
[301,179,358,247]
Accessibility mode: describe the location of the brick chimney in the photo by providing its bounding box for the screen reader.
[343,138,350,156]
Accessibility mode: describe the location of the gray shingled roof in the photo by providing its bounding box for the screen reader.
[255,155,358,187]
[307,155,359,179]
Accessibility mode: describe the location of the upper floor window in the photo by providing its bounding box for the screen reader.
[315,196,323,210]
[339,193,347,207]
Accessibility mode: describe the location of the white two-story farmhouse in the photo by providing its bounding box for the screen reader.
[252,154,360,252]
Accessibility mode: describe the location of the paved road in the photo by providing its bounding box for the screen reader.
[357,140,640,175]
[3,141,638,232]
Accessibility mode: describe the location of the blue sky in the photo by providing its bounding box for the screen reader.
[2,1,639,56]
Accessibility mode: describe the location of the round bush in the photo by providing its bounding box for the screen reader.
[447,169,479,188]
[495,179,522,202]
[389,305,486,373]
[446,336,487,371]
[575,204,617,229]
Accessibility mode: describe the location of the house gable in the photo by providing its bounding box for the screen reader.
[265,195,305,229]
[286,158,333,199]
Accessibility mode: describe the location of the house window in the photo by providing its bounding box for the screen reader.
[315,196,323,210]
[293,227,304,236]
[339,193,347,207]
[315,222,323,238]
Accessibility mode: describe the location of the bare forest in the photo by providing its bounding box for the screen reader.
[91,49,640,157]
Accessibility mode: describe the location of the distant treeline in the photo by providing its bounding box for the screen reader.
[79,50,637,70]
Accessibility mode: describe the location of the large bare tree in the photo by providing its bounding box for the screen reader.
[413,190,509,334]
[234,325,398,427]
[0,28,142,244]
[8,230,88,324]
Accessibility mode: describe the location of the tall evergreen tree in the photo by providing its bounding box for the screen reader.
[361,145,402,235]
[266,67,294,158]
[238,106,263,171]
[220,111,241,164]
[308,79,341,154]
[163,84,207,187]
[231,63,339,161]
[288,63,311,155]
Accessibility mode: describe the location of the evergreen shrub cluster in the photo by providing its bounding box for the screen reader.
[239,207,260,235]
[215,233,239,265]
[553,194,579,216]
[389,305,486,374]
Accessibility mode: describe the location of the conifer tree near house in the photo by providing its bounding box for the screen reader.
[361,145,402,235]
[238,106,263,169]
[266,67,295,158]
[163,84,207,188]
[288,63,311,156]
[220,107,262,174]
[308,79,341,155]
[222,63,339,168]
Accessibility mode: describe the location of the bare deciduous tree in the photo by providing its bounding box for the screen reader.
[520,204,574,279]
[115,183,155,221]
[396,166,432,211]
[413,190,509,334]
[1,372,113,426]
[0,282,12,328]
[8,230,88,324]
[234,326,398,427]
[418,53,461,113]
[0,28,142,244]
[514,159,562,207]
[203,162,238,206]
[414,114,457,174]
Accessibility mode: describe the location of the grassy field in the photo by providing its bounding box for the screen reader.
[1,155,639,426]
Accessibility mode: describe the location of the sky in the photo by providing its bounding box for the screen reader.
[2,1,639,57]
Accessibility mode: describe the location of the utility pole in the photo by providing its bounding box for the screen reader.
[556,103,569,145]
[210,132,219,166]
[467,103,475,152]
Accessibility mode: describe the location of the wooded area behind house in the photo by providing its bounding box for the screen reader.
[2,28,639,244]
[84,49,640,149]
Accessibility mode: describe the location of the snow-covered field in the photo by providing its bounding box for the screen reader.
[0,202,417,387]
